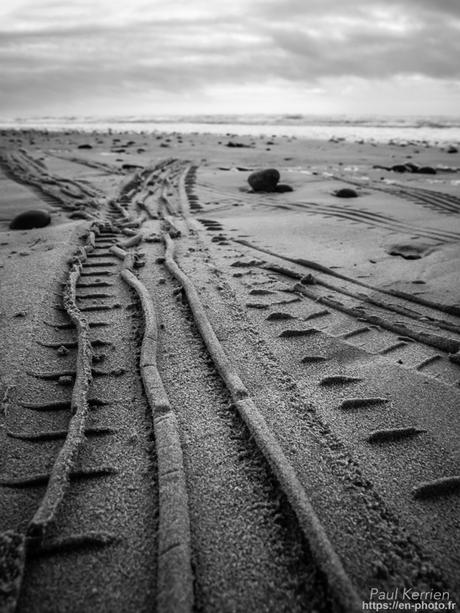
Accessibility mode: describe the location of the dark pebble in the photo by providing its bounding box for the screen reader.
[10,209,51,230]
[248,168,280,192]
[275,184,293,193]
[334,188,358,198]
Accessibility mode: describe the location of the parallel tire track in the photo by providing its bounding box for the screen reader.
[226,247,460,386]
[0,150,104,218]
[163,234,362,613]
[195,171,460,241]
[117,248,193,613]
[0,173,160,611]
[335,175,460,216]
[0,226,111,611]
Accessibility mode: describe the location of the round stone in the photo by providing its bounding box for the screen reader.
[334,188,358,198]
[248,168,280,192]
[9,209,51,230]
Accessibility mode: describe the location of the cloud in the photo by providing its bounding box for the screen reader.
[0,0,458,115]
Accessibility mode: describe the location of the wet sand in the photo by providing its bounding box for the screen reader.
[0,128,459,612]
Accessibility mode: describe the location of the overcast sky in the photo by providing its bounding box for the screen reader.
[1,0,459,117]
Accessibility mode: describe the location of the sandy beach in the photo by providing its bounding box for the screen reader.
[1,128,459,612]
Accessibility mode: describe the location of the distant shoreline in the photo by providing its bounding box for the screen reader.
[1,119,460,144]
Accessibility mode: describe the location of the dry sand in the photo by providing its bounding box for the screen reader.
[0,128,459,612]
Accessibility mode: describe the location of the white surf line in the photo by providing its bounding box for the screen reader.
[163,233,363,613]
[115,247,193,613]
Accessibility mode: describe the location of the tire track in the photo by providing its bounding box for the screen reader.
[231,237,460,319]
[1,214,158,610]
[288,201,460,242]
[45,152,126,176]
[335,175,460,216]
[3,148,457,611]
[249,259,460,387]
[195,171,460,241]
[105,164,342,610]
[163,234,362,612]
[140,238,336,612]
[117,248,193,613]
[174,232,459,597]
[0,150,104,219]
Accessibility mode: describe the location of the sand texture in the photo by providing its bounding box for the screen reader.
[0,128,459,612]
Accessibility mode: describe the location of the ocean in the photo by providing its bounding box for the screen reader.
[1,114,460,144]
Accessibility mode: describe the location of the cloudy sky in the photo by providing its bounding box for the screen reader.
[1,0,459,117]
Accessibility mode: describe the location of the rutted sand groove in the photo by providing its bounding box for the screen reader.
[195,172,460,234]
[46,152,125,176]
[163,233,362,613]
[0,225,106,612]
[262,263,460,353]
[176,232,459,597]
[232,238,460,318]
[1,194,159,611]
[266,200,460,242]
[0,150,104,218]
[227,258,460,386]
[116,246,193,613]
[335,175,460,215]
[27,228,96,538]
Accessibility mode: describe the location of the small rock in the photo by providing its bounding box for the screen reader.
[248,168,280,192]
[301,274,316,285]
[275,184,294,193]
[226,141,250,148]
[10,209,51,230]
[266,312,295,320]
[334,188,358,198]
[122,163,143,171]
[58,375,73,386]
[230,258,261,267]
[57,345,69,356]
[446,145,458,154]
